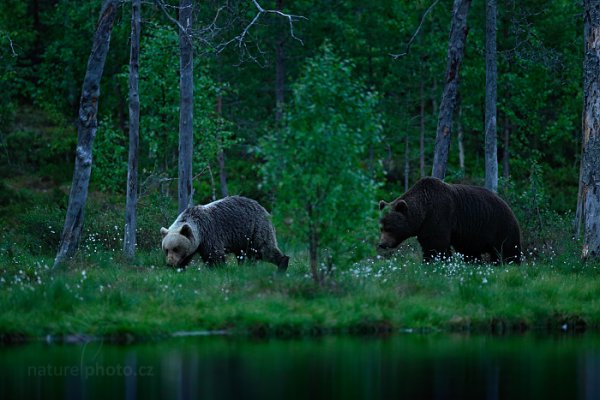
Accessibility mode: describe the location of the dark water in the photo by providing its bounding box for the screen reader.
[1,334,600,400]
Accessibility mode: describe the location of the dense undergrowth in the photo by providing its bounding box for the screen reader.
[1,180,599,342]
[1,246,600,341]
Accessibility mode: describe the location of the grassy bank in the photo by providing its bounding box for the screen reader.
[2,245,600,341]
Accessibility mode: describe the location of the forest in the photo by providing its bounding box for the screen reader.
[1,0,600,338]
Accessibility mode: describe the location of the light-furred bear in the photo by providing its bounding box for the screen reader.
[161,196,289,271]
[378,177,521,264]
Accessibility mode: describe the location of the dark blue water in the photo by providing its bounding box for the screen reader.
[1,334,599,399]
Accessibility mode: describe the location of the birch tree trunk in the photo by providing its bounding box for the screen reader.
[275,0,285,124]
[216,91,229,198]
[178,0,194,213]
[577,0,600,259]
[123,0,141,259]
[54,0,119,268]
[307,204,319,284]
[431,0,471,180]
[484,0,498,192]
[457,103,465,173]
[419,80,426,177]
[404,133,410,192]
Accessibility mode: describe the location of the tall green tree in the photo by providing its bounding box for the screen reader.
[261,44,382,281]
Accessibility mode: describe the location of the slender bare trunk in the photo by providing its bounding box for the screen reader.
[178,0,193,212]
[404,133,409,191]
[275,0,285,124]
[484,0,498,192]
[54,0,119,268]
[208,164,216,202]
[216,90,228,198]
[578,0,600,259]
[419,80,425,177]
[124,0,141,259]
[457,103,465,173]
[431,0,472,180]
[307,204,319,283]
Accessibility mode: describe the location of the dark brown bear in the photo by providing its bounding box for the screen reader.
[378,177,521,264]
[161,196,289,271]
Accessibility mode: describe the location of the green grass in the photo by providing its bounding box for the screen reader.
[2,245,600,341]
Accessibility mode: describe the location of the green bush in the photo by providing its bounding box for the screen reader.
[500,164,576,260]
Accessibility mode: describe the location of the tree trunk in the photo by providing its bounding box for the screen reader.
[178,0,194,213]
[275,0,285,124]
[484,0,498,192]
[404,133,410,191]
[123,0,141,259]
[54,0,119,268]
[307,204,319,283]
[457,104,465,173]
[215,89,228,198]
[419,79,426,177]
[577,0,600,259]
[431,0,471,180]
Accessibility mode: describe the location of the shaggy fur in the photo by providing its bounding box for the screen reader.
[378,177,522,264]
[161,196,289,270]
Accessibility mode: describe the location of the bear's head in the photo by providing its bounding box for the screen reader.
[377,198,415,252]
[160,224,196,267]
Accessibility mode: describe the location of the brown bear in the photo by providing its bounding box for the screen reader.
[378,177,521,264]
[160,196,289,271]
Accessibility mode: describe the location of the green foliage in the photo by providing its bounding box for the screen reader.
[0,0,593,277]
[500,163,576,259]
[89,24,236,193]
[92,119,128,192]
[260,43,383,265]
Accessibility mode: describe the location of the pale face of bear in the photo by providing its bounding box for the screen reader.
[160,224,195,267]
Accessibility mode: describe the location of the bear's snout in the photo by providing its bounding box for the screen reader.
[378,231,400,252]
[164,251,184,267]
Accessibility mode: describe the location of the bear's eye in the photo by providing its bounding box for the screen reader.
[173,246,180,253]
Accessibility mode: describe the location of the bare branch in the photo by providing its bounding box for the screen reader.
[216,0,307,57]
[3,32,18,57]
[391,0,440,59]
[154,0,193,46]
[152,0,305,62]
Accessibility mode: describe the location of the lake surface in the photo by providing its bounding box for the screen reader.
[1,333,599,399]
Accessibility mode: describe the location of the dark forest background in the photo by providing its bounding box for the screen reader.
[0,0,583,263]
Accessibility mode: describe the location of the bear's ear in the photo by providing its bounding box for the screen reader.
[379,200,389,211]
[393,200,408,214]
[160,227,169,238]
[179,224,194,241]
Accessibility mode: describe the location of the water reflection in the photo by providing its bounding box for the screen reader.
[1,334,599,399]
